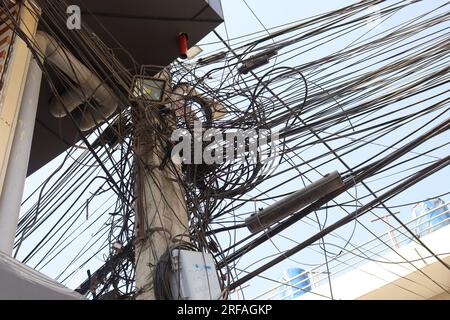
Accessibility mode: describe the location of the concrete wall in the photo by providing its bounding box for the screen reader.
[0,2,38,195]
[430,292,450,300]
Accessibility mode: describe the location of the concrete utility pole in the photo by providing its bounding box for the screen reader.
[133,82,190,300]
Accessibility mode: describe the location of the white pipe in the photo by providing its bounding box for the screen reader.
[0,55,43,255]
[36,31,118,131]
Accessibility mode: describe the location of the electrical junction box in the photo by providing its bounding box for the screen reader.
[170,250,222,300]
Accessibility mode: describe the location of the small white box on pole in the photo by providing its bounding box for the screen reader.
[170,250,222,300]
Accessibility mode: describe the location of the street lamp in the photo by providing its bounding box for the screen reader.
[129,75,166,102]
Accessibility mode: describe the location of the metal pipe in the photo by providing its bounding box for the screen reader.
[245,171,344,234]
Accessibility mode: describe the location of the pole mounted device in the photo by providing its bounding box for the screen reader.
[178,33,189,59]
[245,171,344,234]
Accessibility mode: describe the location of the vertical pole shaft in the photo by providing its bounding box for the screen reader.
[134,108,189,300]
[0,56,43,255]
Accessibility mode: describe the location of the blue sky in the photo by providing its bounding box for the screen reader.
[18,0,450,300]
[198,0,450,299]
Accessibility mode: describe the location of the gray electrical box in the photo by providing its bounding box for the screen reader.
[170,250,222,300]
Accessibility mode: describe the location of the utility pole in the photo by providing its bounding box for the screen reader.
[133,78,190,300]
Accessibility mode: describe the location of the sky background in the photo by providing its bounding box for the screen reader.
[198,0,450,299]
[17,0,450,300]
